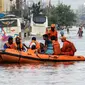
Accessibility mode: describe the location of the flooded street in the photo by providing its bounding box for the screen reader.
[0,27,85,85]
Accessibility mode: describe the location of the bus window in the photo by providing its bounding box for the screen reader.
[33,16,46,24]
[0,18,21,39]
[0,19,17,27]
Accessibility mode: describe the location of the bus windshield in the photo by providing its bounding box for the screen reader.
[33,16,46,24]
[0,19,17,27]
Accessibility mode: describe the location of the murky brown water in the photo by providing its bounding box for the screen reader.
[0,62,85,85]
[0,29,85,85]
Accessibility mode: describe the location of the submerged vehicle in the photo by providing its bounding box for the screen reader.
[0,49,85,63]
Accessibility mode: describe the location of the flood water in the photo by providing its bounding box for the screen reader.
[0,27,85,85]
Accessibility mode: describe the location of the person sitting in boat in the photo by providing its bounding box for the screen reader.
[3,36,15,50]
[29,37,40,50]
[28,44,37,54]
[38,43,45,54]
[43,34,53,55]
[46,24,58,39]
[61,36,76,56]
[15,36,24,51]
[51,36,61,55]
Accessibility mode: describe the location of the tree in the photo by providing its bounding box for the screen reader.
[76,5,85,26]
[31,2,43,16]
[43,3,76,26]
[55,3,76,26]
[43,6,57,25]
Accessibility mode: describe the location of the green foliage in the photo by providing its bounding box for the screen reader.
[10,2,76,27]
[43,3,76,26]
[55,3,76,26]
[31,1,43,16]
[43,6,57,25]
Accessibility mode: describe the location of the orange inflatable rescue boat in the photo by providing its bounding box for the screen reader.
[0,49,85,63]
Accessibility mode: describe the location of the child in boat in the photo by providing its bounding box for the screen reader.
[29,37,40,50]
[28,45,37,54]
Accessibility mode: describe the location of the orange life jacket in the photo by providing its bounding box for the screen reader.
[61,40,76,56]
[66,40,76,52]
[6,42,16,49]
[27,49,37,54]
[49,30,58,39]
[61,51,74,56]
[52,40,61,55]
[29,41,40,50]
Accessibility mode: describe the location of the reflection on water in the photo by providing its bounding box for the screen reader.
[0,62,85,85]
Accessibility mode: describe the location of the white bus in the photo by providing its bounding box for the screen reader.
[0,17,21,40]
[30,15,48,35]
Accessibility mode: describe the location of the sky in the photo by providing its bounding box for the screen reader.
[27,0,85,10]
[51,0,85,9]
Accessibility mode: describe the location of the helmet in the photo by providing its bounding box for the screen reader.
[51,24,55,28]
[60,36,66,41]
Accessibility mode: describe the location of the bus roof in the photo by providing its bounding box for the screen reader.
[0,18,20,20]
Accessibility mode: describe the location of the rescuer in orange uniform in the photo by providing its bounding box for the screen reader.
[61,36,76,56]
[51,36,61,55]
[46,24,58,39]
[3,36,16,50]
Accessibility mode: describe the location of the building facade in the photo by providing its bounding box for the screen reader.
[0,0,15,13]
[4,0,11,12]
[0,0,4,12]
